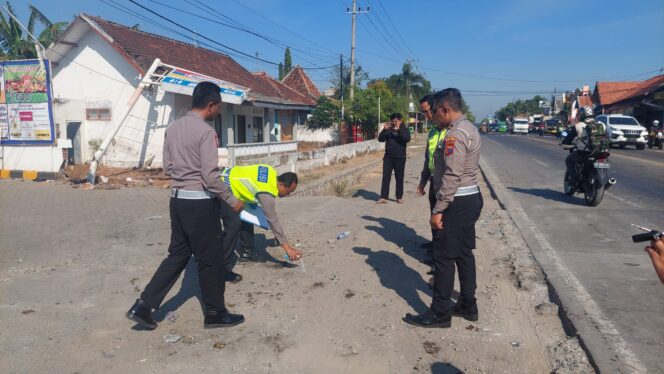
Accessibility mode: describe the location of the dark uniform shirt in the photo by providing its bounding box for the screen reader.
[432,115,481,213]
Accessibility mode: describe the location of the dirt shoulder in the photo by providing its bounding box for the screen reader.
[0,147,592,373]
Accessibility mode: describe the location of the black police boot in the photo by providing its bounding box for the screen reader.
[126,299,157,330]
[224,271,243,284]
[403,309,452,328]
[451,296,478,322]
[204,310,245,329]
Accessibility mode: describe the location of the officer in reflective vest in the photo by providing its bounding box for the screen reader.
[417,95,447,259]
[218,164,301,281]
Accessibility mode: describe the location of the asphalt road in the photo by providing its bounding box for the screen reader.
[480,133,664,373]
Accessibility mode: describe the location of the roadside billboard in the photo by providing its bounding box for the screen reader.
[0,59,55,145]
[160,66,248,105]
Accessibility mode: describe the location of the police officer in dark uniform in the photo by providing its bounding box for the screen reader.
[126,82,245,330]
[405,88,483,328]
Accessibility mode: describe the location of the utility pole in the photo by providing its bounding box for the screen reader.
[346,1,369,104]
[340,54,344,119]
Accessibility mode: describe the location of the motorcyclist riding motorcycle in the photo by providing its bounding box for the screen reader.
[562,106,595,183]
[648,120,663,150]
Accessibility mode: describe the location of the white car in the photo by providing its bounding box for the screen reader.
[595,114,648,150]
[511,118,529,134]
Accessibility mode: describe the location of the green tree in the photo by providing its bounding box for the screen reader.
[0,2,67,60]
[461,99,476,123]
[278,62,284,80]
[351,83,409,137]
[307,96,339,129]
[284,47,292,76]
[383,63,431,101]
[495,95,546,121]
[331,63,369,101]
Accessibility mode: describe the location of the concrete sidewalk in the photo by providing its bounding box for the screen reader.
[0,150,591,373]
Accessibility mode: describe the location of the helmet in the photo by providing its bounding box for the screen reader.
[654,120,660,126]
[578,106,593,120]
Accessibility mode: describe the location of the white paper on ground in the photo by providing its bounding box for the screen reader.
[239,204,269,229]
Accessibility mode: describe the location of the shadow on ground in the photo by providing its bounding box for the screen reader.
[431,362,464,374]
[352,189,381,201]
[508,187,585,205]
[353,247,430,314]
[152,258,203,322]
[362,215,429,262]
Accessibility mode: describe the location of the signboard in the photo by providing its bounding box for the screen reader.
[0,59,55,145]
[160,67,248,105]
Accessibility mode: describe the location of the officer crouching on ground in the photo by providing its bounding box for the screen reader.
[127,81,244,330]
[405,88,483,328]
[218,164,301,280]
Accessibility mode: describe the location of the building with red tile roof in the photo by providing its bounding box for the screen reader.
[282,66,322,103]
[45,14,316,168]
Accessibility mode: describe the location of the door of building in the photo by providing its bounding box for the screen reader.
[66,121,82,164]
[237,115,246,143]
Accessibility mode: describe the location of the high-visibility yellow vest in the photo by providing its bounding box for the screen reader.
[221,164,279,203]
[428,127,447,172]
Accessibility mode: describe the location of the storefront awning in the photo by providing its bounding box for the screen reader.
[159,65,249,105]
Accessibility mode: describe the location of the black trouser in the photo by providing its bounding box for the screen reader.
[381,157,406,199]
[239,221,255,254]
[141,198,226,312]
[431,193,483,315]
[428,177,439,242]
[219,200,242,271]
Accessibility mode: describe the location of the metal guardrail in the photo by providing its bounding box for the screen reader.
[226,140,298,166]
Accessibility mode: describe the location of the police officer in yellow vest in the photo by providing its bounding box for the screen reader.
[417,95,447,260]
[218,164,301,282]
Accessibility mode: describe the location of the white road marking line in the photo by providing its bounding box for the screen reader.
[507,147,518,153]
[479,159,647,373]
[532,158,549,167]
[605,191,643,208]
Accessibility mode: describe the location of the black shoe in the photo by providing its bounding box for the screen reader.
[238,251,267,263]
[452,297,479,322]
[204,310,245,329]
[420,256,434,265]
[126,299,157,330]
[225,271,243,284]
[421,242,433,249]
[403,309,451,328]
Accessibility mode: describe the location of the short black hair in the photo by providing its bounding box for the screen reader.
[419,94,432,104]
[390,112,402,120]
[192,81,222,109]
[278,172,298,188]
[432,88,463,112]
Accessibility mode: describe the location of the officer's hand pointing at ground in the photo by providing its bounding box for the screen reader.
[283,243,302,261]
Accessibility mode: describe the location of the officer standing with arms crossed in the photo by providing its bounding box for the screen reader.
[416,94,447,261]
[405,88,483,328]
[126,82,245,330]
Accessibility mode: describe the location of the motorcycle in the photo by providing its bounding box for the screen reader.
[561,122,616,206]
[647,127,663,150]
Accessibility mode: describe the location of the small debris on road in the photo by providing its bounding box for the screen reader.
[164,335,181,344]
[213,341,225,349]
[165,311,178,322]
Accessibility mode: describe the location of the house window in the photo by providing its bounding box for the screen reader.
[253,116,263,143]
[86,108,112,121]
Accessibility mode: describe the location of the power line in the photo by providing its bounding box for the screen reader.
[373,0,418,60]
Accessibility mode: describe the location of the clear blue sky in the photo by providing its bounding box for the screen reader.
[13,0,664,118]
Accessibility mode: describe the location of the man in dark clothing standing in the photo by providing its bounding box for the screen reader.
[377,113,411,204]
[126,82,245,330]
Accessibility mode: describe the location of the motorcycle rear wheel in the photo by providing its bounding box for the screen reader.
[564,170,575,196]
[584,173,604,206]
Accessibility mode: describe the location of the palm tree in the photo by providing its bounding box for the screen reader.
[0,2,67,60]
[385,63,431,100]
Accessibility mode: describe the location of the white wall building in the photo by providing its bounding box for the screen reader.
[36,14,317,171]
